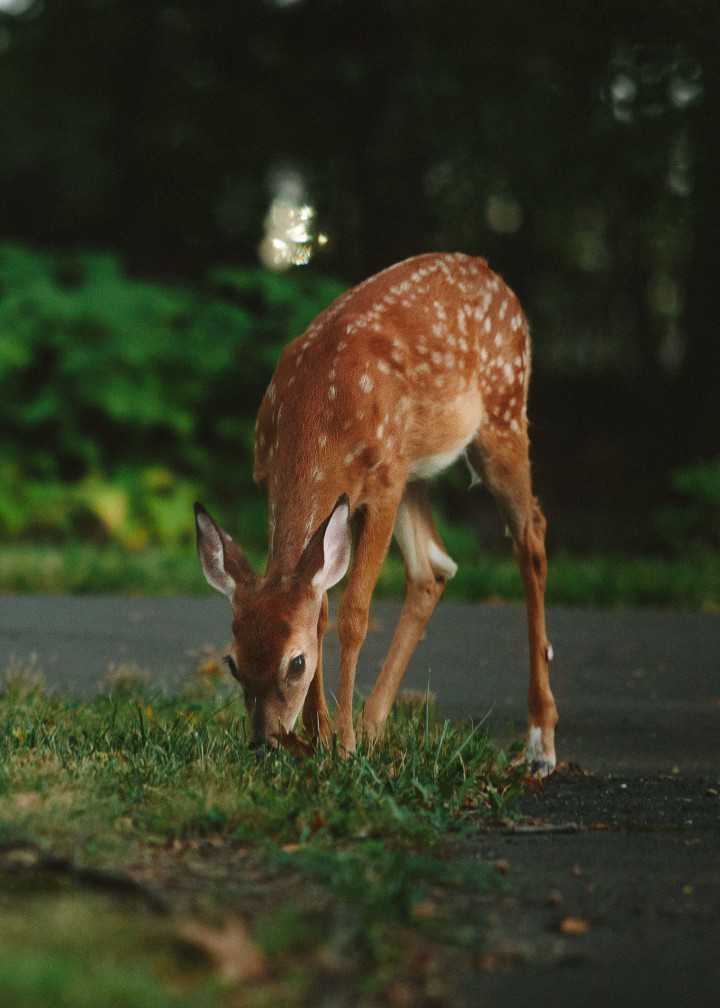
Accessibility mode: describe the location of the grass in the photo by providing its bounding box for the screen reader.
[0,663,524,1006]
[0,541,717,608]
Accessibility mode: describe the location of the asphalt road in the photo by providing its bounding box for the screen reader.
[1,595,719,1005]
[1,595,718,775]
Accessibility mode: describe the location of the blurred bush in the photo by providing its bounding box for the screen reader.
[654,458,720,553]
[0,244,344,547]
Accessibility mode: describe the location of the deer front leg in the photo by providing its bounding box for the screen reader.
[302,591,332,745]
[361,482,456,742]
[335,495,401,753]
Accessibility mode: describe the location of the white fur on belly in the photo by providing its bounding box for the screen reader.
[410,441,470,480]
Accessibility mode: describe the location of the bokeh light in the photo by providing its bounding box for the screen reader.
[259,167,325,270]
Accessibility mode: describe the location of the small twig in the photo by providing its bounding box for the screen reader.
[502,821,584,835]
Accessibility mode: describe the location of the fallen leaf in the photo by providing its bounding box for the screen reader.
[281,843,301,854]
[197,657,223,678]
[494,858,511,875]
[411,900,437,920]
[309,810,327,833]
[559,915,590,935]
[387,979,416,1006]
[178,917,265,982]
[1,847,40,868]
[555,761,593,777]
[14,791,41,811]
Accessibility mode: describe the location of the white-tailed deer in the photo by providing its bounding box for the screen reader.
[195,252,557,774]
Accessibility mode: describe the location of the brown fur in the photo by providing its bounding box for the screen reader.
[199,253,558,772]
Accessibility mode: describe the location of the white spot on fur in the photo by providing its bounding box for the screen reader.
[359,374,373,393]
[344,442,367,465]
[328,385,336,400]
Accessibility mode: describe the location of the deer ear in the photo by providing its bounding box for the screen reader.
[194,503,255,601]
[297,495,351,594]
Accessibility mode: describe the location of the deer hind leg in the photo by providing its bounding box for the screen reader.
[467,432,558,776]
[334,487,405,753]
[361,481,457,743]
[302,591,332,745]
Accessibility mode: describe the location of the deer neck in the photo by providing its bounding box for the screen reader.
[264,465,340,580]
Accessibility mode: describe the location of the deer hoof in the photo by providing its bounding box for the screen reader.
[526,726,556,778]
[336,726,356,756]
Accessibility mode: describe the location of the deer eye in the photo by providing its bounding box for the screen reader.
[288,654,305,679]
[223,655,240,681]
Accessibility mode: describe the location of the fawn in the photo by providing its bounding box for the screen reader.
[195,252,557,775]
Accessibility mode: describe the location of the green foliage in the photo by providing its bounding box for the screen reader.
[0,244,345,547]
[654,458,720,552]
[0,542,716,607]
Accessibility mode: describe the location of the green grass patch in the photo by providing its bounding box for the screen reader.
[0,668,522,1006]
[0,884,219,1008]
[0,682,519,857]
[1,541,717,607]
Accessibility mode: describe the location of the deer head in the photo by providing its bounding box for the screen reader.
[194,496,350,748]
